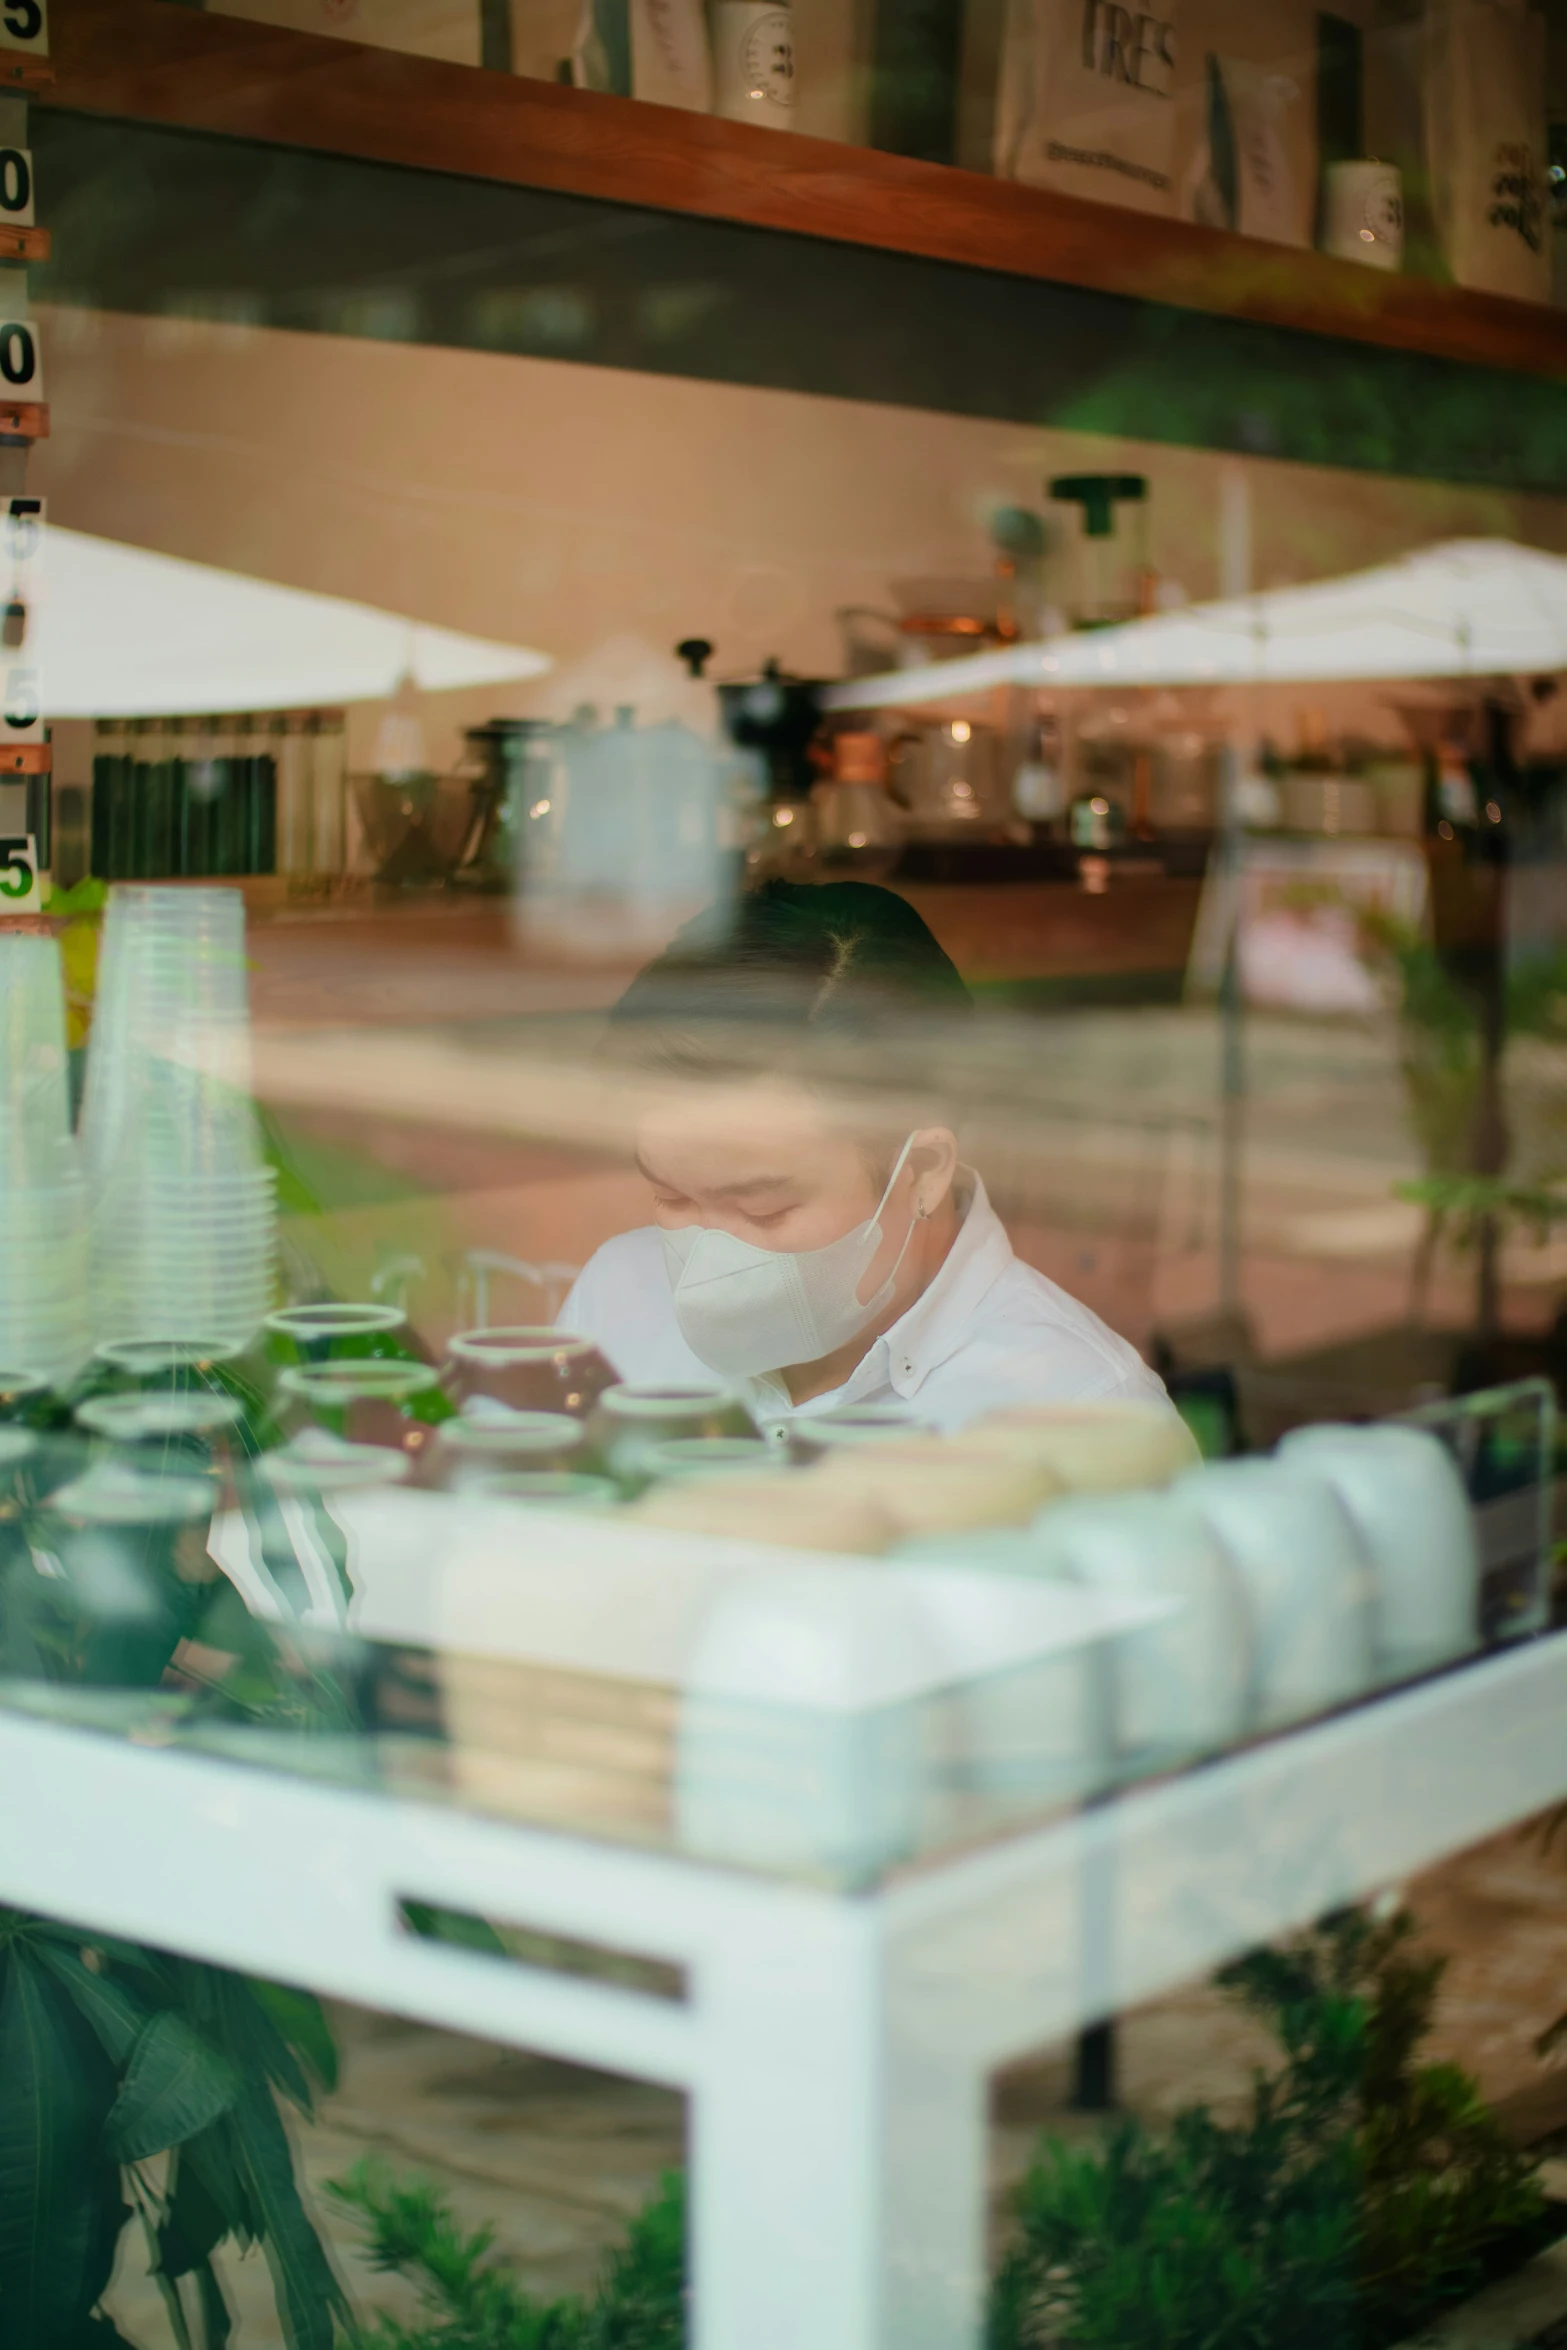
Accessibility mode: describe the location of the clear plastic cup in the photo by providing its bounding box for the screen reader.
[0,933,75,1184]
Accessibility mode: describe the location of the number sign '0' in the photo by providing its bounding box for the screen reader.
[0,831,39,913]
[0,150,33,225]
[0,1,47,55]
[0,317,41,398]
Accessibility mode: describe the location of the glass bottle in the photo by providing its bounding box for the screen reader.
[811,729,904,881]
[309,709,348,880]
[89,716,121,881]
[250,714,282,876]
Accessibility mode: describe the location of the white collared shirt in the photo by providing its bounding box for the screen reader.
[562,1171,1170,1439]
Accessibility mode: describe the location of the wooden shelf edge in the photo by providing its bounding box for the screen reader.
[46,0,1567,385]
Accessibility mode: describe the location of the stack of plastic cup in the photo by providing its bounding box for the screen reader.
[0,933,90,1382]
[80,886,276,1348]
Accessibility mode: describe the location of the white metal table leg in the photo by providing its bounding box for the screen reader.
[691,1892,989,2350]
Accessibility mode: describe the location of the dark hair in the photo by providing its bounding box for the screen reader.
[608,881,972,1048]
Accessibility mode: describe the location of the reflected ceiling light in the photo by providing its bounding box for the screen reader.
[33,527,551,717]
[823,539,1567,708]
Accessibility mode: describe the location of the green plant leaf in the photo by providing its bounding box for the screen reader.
[400,1900,508,1958]
[246,1979,339,2095]
[33,1941,149,2068]
[180,2117,259,2252]
[158,2141,235,2281]
[192,2257,234,2350]
[203,1968,315,2115]
[229,2085,349,2350]
[104,2009,240,2164]
[0,1943,127,2341]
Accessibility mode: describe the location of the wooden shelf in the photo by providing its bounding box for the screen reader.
[47,0,1567,386]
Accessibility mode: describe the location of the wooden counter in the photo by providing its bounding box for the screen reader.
[234,875,1203,1027]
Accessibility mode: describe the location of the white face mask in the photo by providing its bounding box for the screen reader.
[660,1136,920,1378]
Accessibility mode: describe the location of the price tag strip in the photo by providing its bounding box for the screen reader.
[0,487,44,920]
[0,17,45,907]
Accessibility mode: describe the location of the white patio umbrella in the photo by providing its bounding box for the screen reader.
[28,527,550,716]
[824,538,1567,711]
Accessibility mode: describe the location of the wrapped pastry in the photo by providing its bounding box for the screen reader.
[629,1471,895,1556]
[811,1441,1060,1536]
[960,1403,1199,1494]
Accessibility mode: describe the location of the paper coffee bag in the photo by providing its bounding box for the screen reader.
[573,0,712,108]
[996,0,1182,216]
[205,0,481,64]
[1425,0,1549,302]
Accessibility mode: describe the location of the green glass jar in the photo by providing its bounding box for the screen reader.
[590,1384,757,1494]
[66,1339,276,1454]
[75,1390,250,1491]
[262,1303,431,1373]
[0,1368,66,1430]
[24,1457,217,1689]
[276,1360,453,1469]
[427,1410,590,1492]
[467,1470,619,1511]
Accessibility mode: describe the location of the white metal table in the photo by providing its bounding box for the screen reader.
[3,1629,1565,2348]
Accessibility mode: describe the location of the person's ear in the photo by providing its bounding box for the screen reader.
[908,1127,958,1218]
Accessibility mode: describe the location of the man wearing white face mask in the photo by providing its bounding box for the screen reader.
[561,881,1172,1438]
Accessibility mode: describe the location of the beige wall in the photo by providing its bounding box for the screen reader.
[35,299,1567,771]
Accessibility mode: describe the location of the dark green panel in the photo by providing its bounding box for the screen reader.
[30,107,1567,490]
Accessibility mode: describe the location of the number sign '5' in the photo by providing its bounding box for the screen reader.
[0,831,39,912]
[0,663,40,734]
[0,1,47,54]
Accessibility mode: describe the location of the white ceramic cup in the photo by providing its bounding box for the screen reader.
[910,1570,1114,1817]
[1171,1459,1377,1730]
[712,0,795,127]
[1026,1492,1252,1770]
[1322,160,1403,270]
[1280,1423,1479,1682]
[675,1568,940,1880]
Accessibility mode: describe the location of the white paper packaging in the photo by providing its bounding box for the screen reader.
[573,0,712,108]
[634,0,712,110]
[996,0,1181,216]
[205,0,480,63]
[1183,56,1307,246]
[1424,0,1549,302]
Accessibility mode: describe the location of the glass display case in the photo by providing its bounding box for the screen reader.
[4,3,1567,2345]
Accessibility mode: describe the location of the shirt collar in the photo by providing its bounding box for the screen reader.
[744,1170,1014,1420]
[872,1169,1014,1398]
